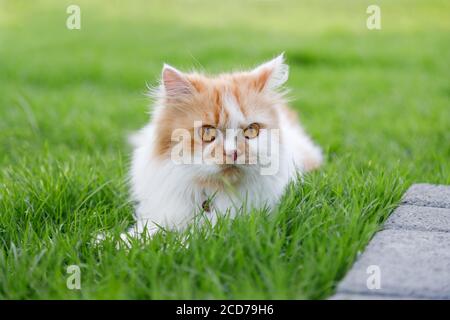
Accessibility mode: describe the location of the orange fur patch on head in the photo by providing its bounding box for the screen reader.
[190,78,206,93]
[212,88,221,123]
[253,68,271,92]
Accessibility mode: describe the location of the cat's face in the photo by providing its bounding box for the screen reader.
[152,54,288,184]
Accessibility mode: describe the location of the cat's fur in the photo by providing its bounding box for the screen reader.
[128,54,322,237]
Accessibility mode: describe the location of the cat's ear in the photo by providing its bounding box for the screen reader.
[161,64,193,99]
[251,53,289,91]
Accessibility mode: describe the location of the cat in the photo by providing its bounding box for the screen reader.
[127,53,323,238]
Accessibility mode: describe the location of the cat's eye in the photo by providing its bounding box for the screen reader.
[244,123,260,139]
[200,125,217,142]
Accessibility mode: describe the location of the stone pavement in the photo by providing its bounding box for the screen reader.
[332,183,450,300]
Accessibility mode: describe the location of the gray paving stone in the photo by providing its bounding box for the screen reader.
[384,204,450,233]
[335,229,450,299]
[402,183,450,209]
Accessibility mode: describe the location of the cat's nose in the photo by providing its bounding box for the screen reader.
[224,149,238,162]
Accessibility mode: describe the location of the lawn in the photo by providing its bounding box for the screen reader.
[0,0,449,299]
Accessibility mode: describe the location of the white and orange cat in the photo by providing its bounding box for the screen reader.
[128,54,322,238]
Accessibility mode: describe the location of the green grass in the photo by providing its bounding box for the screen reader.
[0,0,449,299]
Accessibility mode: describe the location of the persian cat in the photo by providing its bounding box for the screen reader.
[128,54,322,238]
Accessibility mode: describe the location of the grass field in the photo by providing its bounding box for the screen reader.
[0,0,449,299]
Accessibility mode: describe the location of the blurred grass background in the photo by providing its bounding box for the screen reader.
[0,0,449,299]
